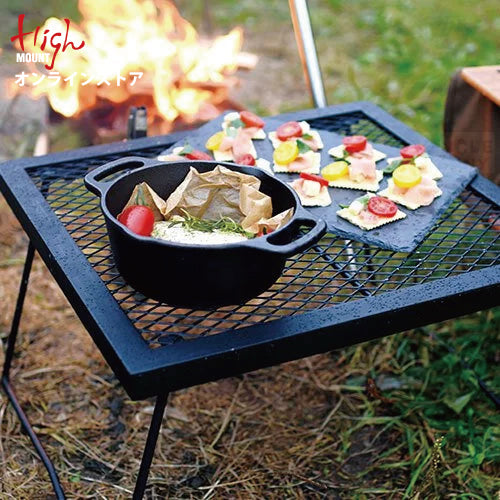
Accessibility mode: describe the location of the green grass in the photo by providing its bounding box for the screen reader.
[179,0,500,146]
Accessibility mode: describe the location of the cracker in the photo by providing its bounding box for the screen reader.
[327,170,383,191]
[269,128,323,149]
[386,156,443,180]
[255,158,273,175]
[213,149,235,162]
[288,183,332,207]
[378,180,443,210]
[337,207,406,230]
[213,140,258,162]
[273,151,321,174]
[328,144,386,162]
[222,112,266,139]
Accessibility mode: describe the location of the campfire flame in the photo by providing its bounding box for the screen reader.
[9,0,253,132]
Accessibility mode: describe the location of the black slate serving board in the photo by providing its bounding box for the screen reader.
[159,113,477,253]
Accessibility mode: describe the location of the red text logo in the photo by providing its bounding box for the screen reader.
[11,14,85,71]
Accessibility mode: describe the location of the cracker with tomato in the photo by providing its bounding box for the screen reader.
[321,160,383,192]
[328,135,386,163]
[289,173,332,207]
[272,139,321,174]
[337,193,406,231]
[269,121,324,151]
[158,144,213,162]
[385,144,442,180]
[222,111,267,140]
[202,128,260,163]
[378,164,442,210]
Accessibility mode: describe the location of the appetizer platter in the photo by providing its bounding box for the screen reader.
[160,112,477,252]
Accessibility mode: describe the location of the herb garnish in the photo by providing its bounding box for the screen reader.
[383,158,403,174]
[169,210,254,238]
[357,194,371,207]
[226,127,238,138]
[383,152,427,174]
[178,143,193,156]
[339,194,370,210]
[331,148,351,165]
[134,184,147,206]
[228,118,245,129]
[302,133,313,140]
[296,139,311,154]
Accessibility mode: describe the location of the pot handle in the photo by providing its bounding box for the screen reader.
[248,206,327,257]
[84,156,156,197]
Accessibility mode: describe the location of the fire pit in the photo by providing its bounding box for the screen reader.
[8,0,257,141]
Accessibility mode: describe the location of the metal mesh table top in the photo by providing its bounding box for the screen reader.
[23,110,500,349]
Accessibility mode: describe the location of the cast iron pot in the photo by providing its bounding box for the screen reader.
[84,157,326,308]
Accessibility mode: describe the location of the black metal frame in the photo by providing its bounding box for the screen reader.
[1,102,499,498]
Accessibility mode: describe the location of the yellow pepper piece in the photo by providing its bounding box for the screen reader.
[273,141,299,165]
[321,161,349,181]
[393,164,422,188]
[205,131,225,151]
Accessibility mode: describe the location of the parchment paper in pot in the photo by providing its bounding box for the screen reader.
[162,165,293,233]
[122,182,166,221]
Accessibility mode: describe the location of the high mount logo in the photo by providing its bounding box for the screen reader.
[11,14,85,70]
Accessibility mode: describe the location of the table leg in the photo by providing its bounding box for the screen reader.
[1,242,66,499]
[2,242,35,379]
[133,393,169,500]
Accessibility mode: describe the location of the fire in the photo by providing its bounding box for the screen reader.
[8,0,251,132]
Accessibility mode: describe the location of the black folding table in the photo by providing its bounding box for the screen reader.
[1,102,499,499]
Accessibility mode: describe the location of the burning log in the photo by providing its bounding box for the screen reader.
[9,0,257,142]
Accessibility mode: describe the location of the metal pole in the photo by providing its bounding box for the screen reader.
[2,242,35,379]
[1,241,66,498]
[289,0,360,273]
[133,393,169,499]
[289,0,327,108]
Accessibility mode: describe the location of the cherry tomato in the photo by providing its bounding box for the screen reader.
[273,141,299,165]
[257,227,274,237]
[118,205,155,236]
[185,150,212,160]
[342,135,367,153]
[276,121,303,141]
[393,164,421,188]
[367,196,398,218]
[236,154,256,166]
[300,172,329,187]
[240,111,265,128]
[205,131,225,151]
[400,144,426,159]
[321,161,349,181]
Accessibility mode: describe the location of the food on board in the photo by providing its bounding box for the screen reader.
[269,120,324,151]
[289,172,332,207]
[207,125,259,162]
[320,156,383,191]
[157,143,213,162]
[384,144,443,180]
[378,164,442,210]
[337,193,406,230]
[222,111,267,140]
[328,135,386,164]
[272,139,321,174]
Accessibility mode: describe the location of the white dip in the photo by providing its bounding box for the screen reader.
[151,221,249,245]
